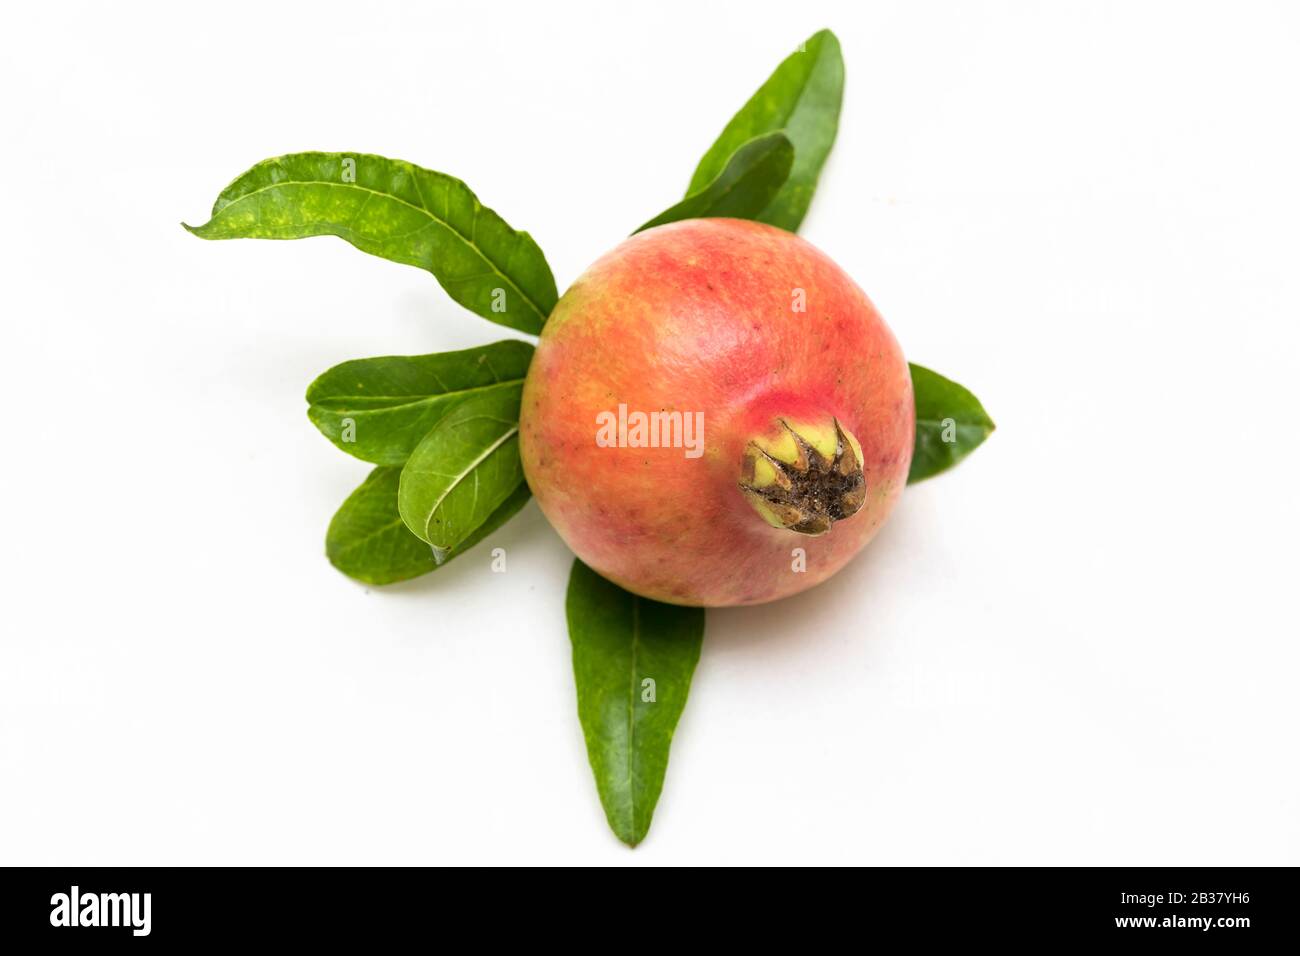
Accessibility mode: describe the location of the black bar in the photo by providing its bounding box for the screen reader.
[0,866,1294,943]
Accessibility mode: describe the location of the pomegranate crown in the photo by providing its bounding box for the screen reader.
[738,417,866,535]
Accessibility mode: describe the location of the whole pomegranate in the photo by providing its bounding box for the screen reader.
[520,218,913,606]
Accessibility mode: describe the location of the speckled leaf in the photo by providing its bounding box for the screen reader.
[688,29,844,232]
[909,363,996,483]
[397,383,524,559]
[566,559,704,847]
[184,152,557,333]
[327,466,530,585]
[307,340,533,466]
[636,132,793,234]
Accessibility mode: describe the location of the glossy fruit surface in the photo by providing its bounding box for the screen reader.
[521,218,913,606]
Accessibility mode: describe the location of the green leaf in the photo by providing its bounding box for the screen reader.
[184,152,557,333]
[688,29,844,232]
[397,382,525,558]
[327,466,530,585]
[635,132,794,234]
[566,559,704,847]
[307,340,534,466]
[908,363,996,483]
[328,467,434,584]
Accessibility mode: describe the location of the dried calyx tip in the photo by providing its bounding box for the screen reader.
[738,417,866,535]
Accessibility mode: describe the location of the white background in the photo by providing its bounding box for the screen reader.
[2,1,1297,865]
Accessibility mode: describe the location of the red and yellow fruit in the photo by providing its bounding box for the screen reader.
[520,218,913,606]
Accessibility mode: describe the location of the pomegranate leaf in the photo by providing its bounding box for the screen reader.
[397,382,525,558]
[688,29,844,232]
[307,340,534,466]
[184,152,557,333]
[566,560,704,847]
[908,363,996,483]
[635,132,793,234]
[327,466,530,585]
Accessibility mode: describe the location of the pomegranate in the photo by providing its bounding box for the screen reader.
[520,218,913,606]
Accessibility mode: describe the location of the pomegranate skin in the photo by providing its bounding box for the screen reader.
[520,218,913,607]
